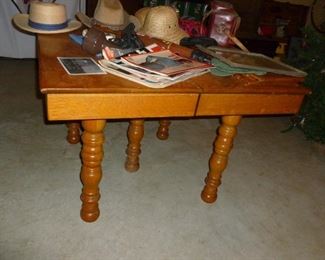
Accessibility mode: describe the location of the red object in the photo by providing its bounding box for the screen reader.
[257,25,275,37]
[204,1,241,46]
[179,19,207,37]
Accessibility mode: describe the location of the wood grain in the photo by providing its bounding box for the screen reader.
[125,119,145,172]
[46,93,199,120]
[196,94,305,115]
[156,119,171,140]
[66,122,81,144]
[201,116,241,203]
[80,120,106,222]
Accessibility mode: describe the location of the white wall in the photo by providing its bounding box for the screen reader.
[0,0,85,58]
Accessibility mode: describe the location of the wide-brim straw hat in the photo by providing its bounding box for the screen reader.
[12,1,81,34]
[136,6,188,45]
[76,0,140,31]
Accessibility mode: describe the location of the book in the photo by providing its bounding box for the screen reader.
[121,50,212,77]
[57,57,106,75]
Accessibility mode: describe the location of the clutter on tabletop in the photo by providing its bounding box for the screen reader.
[135,1,248,55]
[98,58,209,89]
[120,50,212,77]
[13,0,305,80]
[69,21,215,66]
[69,24,145,59]
[62,26,213,88]
[141,1,241,47]
[97,50,211,89]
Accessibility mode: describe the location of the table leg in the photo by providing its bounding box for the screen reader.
[201,115,241,203]
[66,122,81,144]
[156,119,171,140]
[80,119,106,222]
[125,119,144,172]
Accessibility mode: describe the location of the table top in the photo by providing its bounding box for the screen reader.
[37,33,200,94]
[37,33,309,96]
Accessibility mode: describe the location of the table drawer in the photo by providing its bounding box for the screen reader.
[196,94,305,116]
[47,93,199,120]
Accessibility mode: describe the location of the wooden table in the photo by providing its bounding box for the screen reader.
[38,33,309,222]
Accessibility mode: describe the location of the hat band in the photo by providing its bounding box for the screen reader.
[28,19,68,31]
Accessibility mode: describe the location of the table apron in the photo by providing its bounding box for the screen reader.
[196,94,305,115]
[46,93,199,120]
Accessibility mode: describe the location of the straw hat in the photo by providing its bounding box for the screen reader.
[137,6,188,45]
[12,1,81,34]
[77,0,140,31]
[134,7,151,28]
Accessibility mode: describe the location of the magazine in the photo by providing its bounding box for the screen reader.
[121,50,212,76]
[100,59,170,82]
[99,58,209,82]
[98,59,210,89]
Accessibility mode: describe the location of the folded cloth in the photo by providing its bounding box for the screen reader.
[210,58,266,76]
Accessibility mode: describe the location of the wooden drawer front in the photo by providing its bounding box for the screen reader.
[47,93,199,120]
[196,94,305,116]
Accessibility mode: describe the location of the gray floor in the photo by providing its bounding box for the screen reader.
[0,58,324,260]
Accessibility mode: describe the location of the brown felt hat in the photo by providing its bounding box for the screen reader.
[77,0,140,31]
[137,6,188,44]
[12,1,81,34]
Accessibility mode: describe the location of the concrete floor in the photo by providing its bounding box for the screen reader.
[0,58,324,260]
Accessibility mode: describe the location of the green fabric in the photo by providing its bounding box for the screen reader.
[210,58,267,77]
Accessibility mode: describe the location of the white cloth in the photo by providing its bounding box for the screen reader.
[0,0,85,58]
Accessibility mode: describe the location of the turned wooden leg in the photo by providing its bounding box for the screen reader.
[125,119,144,172]
[80,119,106,222]
[201,115,241,203]
[157,119,171,140]
[66,122,81,144]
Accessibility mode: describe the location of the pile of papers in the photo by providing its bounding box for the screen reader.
[98,49,212,88]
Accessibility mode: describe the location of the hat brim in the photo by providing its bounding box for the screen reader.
[164,28,188,45]
[95,13,140,31]
[13,14,81,34]
[138,27,188,45]
[76,12,140,32]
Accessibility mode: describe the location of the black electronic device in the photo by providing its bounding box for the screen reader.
[180,37,217,47]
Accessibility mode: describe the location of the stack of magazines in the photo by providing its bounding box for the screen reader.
[98,49,212,88]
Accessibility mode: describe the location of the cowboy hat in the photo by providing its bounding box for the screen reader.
[76,0,140,31]
[136,6,188,45]
[12,1,81,34]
